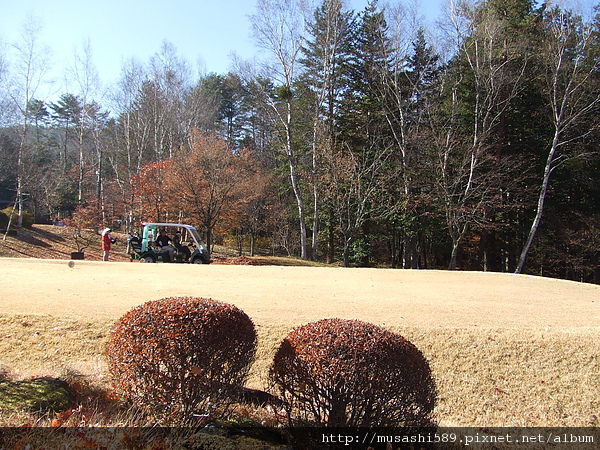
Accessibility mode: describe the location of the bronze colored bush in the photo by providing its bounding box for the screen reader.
[105,297,257,424]
[270,318,436,427]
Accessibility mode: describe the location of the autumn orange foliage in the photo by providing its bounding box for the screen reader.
[130,131,272,251]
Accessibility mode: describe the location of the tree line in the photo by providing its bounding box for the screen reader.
[1,0,599,282]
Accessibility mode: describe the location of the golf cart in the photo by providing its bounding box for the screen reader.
[128,222,211,264]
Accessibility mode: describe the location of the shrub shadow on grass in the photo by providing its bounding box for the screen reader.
[0,377,74,413]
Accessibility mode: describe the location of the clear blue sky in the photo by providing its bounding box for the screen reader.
[1,0,444,91]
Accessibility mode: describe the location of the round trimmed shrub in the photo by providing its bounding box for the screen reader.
[269,318,436,427]
[106,297,257,424]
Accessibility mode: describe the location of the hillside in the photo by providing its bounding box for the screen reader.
[0,225,127,262]
[0,224,322,266]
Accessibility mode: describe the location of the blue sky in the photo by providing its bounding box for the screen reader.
[1,0,444,91]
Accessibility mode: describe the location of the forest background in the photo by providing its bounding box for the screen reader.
[0,0,599,282]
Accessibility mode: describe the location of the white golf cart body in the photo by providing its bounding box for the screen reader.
[133,222,211,264]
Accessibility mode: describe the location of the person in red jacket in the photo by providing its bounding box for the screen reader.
[101,228,116,261]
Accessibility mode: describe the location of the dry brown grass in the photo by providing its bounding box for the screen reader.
[0,228,599,428]
[1,313,598,428]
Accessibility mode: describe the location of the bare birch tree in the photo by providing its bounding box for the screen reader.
[301,0,353,260]
[323,141,397,267]
[4,16,51,234]
[250,0,311,259]
[67,39,101,205]
[384,3,433,268]
[0,40,10,127]
[435,0,529,269]
[147,41,190,160]
[515,8,600,273]
[108,58,148,229]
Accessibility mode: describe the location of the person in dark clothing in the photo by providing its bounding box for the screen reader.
[173,231,191,262]
[155,229,175,262]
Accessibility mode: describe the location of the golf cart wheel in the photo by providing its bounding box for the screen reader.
[192,257,205,264]
[141,255,156,263]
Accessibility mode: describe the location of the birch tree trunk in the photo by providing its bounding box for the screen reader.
[4,18,50,234]
[516,9,600,273]
[250,0,310,259]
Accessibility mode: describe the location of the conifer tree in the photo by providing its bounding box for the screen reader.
[385,28,442,269]
[300,0,354,260]
[339,0,392,153]
[329,0,398,266]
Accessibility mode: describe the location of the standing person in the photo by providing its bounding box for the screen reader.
[101,228,116,261]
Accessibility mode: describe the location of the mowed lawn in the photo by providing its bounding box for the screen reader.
[1,258,599,427]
